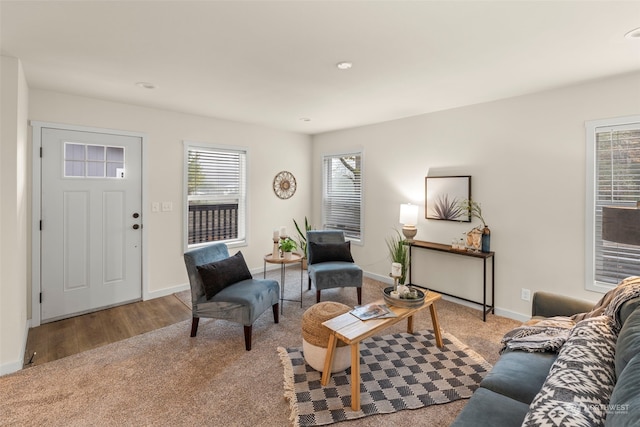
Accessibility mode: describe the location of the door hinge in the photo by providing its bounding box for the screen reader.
[40,147,43,158]
[39,292,42,304]
[39,220,42,231]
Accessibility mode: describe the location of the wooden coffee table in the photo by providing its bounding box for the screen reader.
[320,290,443,411]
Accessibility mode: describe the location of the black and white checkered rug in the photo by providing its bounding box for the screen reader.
[278,330,492,426]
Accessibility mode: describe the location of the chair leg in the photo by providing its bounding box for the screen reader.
[316,290,321,303]
[244,325,252,351]
[190,317,200,337]
[273,303,280,324]
[357,287,362,305]
[308,277,312,291]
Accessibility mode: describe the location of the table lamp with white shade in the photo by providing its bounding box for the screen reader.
[399,203,419,242]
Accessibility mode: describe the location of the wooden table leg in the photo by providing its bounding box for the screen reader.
[350,342,361,411]
[430,303,444,347]
[321,333,338,386]
[407,314,414,334]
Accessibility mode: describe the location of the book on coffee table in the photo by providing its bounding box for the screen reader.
[350,303,397,320]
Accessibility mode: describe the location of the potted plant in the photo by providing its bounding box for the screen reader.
[293,217,312,268]
[386,229,409,285]
[459,198,491,252]
[279,237,297,260]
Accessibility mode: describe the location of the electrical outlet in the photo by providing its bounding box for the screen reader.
[161,201,172,212]
[521,288,531,301]
[151,202,160,213]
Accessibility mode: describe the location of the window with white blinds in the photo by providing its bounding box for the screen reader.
[586,118,640,291]
[184,142,246,248]
[322,152,363,242]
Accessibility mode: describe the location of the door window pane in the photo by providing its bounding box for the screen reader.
[106,147,124,178]
[65,161,85,177]
[64,143,125,178]
[65,143,85,160]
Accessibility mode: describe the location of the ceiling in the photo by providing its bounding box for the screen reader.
[2,1,640,135]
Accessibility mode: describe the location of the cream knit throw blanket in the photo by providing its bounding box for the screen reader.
[501,276,640,353]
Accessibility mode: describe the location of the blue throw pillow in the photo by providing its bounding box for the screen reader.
[308,241,354,265]
[197,251,252,300]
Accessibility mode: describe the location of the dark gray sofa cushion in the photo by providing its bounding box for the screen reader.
[607,353,640,427]
[618,296,640,326]
[450,387,530,427]
[615,307,640,378]
[480,349,557,404]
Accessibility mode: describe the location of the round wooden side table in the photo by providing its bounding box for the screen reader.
[263,253,303,314]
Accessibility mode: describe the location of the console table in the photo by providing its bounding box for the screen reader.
[407,240,495,321]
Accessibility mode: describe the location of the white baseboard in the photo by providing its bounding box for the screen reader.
[0,359,23,377]
[144,283,190,300]
[252,264,281,276]
[365,271,394,286]
[149,264,291,301]
[494,307,529,322]
[0,320,30,377]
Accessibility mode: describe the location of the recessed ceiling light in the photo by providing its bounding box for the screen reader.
[135,82,157,89]
[625,27,640,39]
[336,62,353,70]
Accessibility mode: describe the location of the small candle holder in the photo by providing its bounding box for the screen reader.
[390,274,401,292]
[272,238,280,259]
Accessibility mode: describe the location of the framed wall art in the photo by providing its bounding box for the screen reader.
[425,175,471,221]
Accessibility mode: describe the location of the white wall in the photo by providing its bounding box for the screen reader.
[5,66,639,376]
[28,89,312,301]
[0,56,29,374]
[313,71,640,319]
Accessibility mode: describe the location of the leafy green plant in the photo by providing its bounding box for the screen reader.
[459,198,486,228]
[433,194,464,220]
[279,237,297,252]
[386,229,409,284]
[293,217,313,258]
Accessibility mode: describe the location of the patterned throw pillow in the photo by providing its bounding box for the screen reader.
[522,315,618,427]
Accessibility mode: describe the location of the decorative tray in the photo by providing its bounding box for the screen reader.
[383,286,426,308]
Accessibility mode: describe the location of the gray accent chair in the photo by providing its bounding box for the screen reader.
[183,243,280,350]
[307,230,362,304]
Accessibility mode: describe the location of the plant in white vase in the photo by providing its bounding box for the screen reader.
[386,229,409,285]
[279,237,297,260]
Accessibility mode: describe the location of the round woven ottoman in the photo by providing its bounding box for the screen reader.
[302,301,352,373]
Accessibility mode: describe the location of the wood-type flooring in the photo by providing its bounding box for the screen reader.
[23,294,191,367]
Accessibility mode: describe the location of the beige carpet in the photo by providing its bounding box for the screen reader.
[1,269,520,426]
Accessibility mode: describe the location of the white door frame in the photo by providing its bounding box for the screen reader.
[31,121,148,327]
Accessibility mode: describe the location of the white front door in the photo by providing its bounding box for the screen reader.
[40,127,142,322]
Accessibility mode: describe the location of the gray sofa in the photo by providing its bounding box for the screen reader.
[452,290,640,426]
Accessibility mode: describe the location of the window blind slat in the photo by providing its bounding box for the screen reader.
[322,153,363,240]
[594,127,640,284]
[186,145,246,246]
